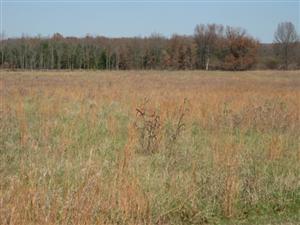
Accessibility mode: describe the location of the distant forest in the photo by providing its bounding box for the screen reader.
[1,23,299,71]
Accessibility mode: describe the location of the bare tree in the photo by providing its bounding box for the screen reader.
[0,32,5,66]
[194,24,223,70]
[273,22,298,69]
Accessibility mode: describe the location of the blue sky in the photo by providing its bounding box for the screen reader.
[1,0,299,43]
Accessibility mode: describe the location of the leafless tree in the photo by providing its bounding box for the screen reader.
[194,24,224,70]
[273,22,299,69]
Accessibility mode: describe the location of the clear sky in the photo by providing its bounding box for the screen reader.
[1,0,299,43]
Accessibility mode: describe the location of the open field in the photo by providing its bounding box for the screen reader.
[0,70,300,225]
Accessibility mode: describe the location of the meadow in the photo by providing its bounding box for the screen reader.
[0,70,299,225]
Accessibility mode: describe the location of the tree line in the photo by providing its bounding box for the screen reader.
[0,23,299,71]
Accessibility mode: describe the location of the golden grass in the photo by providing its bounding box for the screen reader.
[0,70,299,225]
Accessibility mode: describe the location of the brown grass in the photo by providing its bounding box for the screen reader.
[0,70,299,225]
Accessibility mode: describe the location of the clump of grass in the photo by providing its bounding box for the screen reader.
[164,98,190,154]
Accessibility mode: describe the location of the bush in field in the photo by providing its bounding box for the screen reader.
[134,99,161,154]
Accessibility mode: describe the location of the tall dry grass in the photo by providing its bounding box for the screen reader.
[0,70,299,225]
